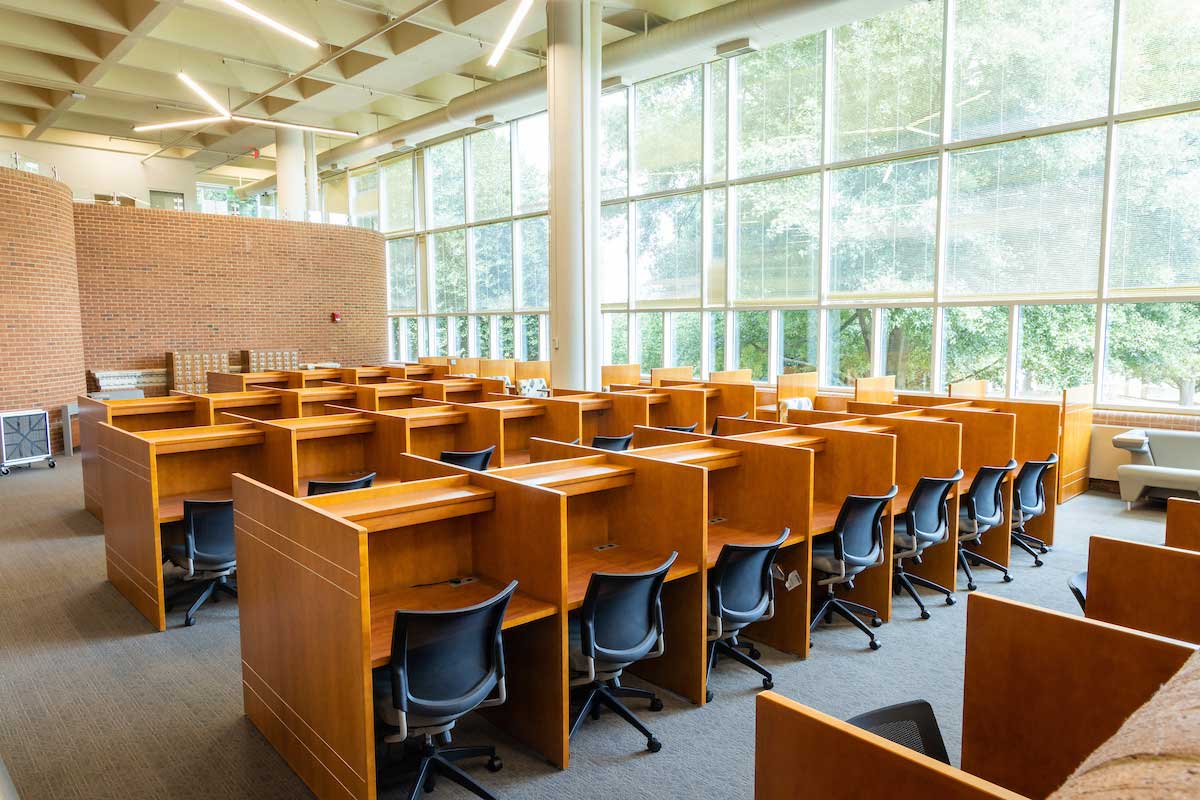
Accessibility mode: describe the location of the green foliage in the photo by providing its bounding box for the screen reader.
[1106,303,1200,405]
[1017,305,1095,396]
[829,308,873,386]
[883,308,933,391]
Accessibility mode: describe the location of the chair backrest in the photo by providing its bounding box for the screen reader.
[591,433,633,452]
[832,486,898,566]
[1013,453,1058,516]
[964,460,1017,527]
[711,412,749,435]
[710,530,788,626]
[440,446,495,471]
[182,499,235,558]
[518,377,548,397]
[905,470,964,539]
[306,472,376,496]
[846,700,950,765]
[579,553,677,665]
[386,581,516,717]
[664,422,698,433]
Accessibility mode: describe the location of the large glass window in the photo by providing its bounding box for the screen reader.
[605,313,629,365]
[635,194,702,304]
[672,312,702,377]
[517,216,549,310]
[601,90,629,200]
[706,60,728,182]
[945,129,1106,297]
[470,127,511,221]
[638,313,665,370]
[1108,112,1200,291]
[834,0,944,160]
[350,168,379,230]
[471,223,512,312]
[735,175,820,302]
[431,230,467,312]
[827,308,874,387]
[1104,302,1200,408]
[882,307,934,391]
[321,172,348,226]
[942,305,1009,393]
[428,140,465,228]
[780,310,818,375]
[514,113,549,214]
[601,204,629,306]
[736,35,824,177]
[633,69,703,193]
[952,0,1112,141]
[708,311,727,372]
[830,155,938,297]
[1016,304,1096,397]
[381,156,414,232]
[1119,1,1200,112]
[734,311,770,381]
[387,238,417,312]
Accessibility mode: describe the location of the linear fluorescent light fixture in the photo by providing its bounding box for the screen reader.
[716,38,758,59]
[178,72,231,117]
[217,0,319,48]
[133,115,229,132]
[229,115,357,137]
[486,0,534,67]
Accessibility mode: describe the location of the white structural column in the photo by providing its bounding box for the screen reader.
[275,128,307,221]
[547,0,603,390]
[303,131,320,222]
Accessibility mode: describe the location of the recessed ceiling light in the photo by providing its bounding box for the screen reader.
[486,0,534,67]
[217,0,319,48]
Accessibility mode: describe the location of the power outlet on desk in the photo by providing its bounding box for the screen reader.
[594,543,619,551]
[708,516,727,524]
[449,576,478,586]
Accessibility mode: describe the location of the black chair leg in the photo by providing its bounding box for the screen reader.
[432,757,499,800]
[714,639,774,689]
[1011,532,1044,566]
[569,688,597,738]
[809,597,833,632]
[896,572,931,619]
[958,547,978,590]
[828,600,881,650]
[594,686,660,751]
[217,575,238,598]
[404,757,433,800]
[184,580,216,627]
[906,573,956,606]
[966,549,1013,582]
[440,745,495,763]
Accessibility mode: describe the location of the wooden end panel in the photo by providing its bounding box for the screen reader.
[601,364,641,389]
[98,424,164,630]
[79,395,109,519]
[469,474,569,767]
[711,382,758,421]
[961,594,1195,800]
[855,376,896,404]
[1057,386,1093,504]
[1165,497,1200,552]
[630,425,709,449]
[604,392,650,436]
[710,369,752,383]
[755,693,1023,800]
[948,379,988,399]
[649,366,694,386]
[234,475,374,800]
[1086,537,1200,643]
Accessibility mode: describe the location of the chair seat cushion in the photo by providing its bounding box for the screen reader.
[894,530,917,551]
[164,542,236,571]
[568,618,632,676]
[371,669,460,732]
[811,540,841,575]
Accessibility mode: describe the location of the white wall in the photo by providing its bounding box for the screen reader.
[0,136,198,208]
[1091,425,1133,481]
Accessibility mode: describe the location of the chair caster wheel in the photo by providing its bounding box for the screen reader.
[1002,574,1013,583]
[705,690,713,703]
[486,756,503,773]
[1038,546,1048,554]
[47,459,56,468]
[0,466,9,476]
[761,678,773,690]
[647,737,662,753]
[184,616,197,627]
[649,698,664,712]
[945,595,956,606]
[1033,559,1043,567]
[868,639,881,651]
[748,647,762,660]
[870,616,882,628]
[920,610,931,620]
[967,582,977,591]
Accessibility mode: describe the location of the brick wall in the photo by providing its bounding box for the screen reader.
[0,167,86,454]
[1094,409,1200,432]
[73,204,387,388]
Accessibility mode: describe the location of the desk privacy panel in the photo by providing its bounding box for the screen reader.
[167,351,230,395]
[241,349,300,373]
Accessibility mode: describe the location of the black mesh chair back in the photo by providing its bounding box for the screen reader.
[1014,453,1058,518]
[182,499,236,566]
[904,470,964,544]
[580,553,676,666]
[710,412,749,435]
[710,530,788,629]
[964,460,1017,529]
[663,423,698,433]
[591,433,634,452]
[439,446,495,471]
[846,700,950,765]
[832,486,898,568]
[307,472,376,496]
[386,581,516,719]
[1069,571,1087,611]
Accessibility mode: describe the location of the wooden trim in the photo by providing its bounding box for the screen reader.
[1058,385,1093,504]
[1085,536,1200,643]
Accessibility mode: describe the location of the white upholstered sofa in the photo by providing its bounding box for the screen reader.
[1113,428,1200,506]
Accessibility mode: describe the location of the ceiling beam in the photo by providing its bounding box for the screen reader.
[26,0,186,139]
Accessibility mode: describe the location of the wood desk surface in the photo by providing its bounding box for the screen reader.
[707,522,805,567]
[645,444,743,470]
[157,488,232,523]
[496,459,635,495]
[811,501,842,535]
[567,545,698,609]
[369,579,557,668]
[141,425,265,454]
[308,483,495,531]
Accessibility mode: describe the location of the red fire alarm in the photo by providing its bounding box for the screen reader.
[252,148,260,159]
[330,312,342,323]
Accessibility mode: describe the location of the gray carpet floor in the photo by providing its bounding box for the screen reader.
[0,457,1167,799]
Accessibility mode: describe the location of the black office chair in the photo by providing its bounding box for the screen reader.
[307,472,376,496]
[163,499,237,627]
[1011,453,1059,567]
[439,446,495,471]
[373,581,515,800]
[590,433,634,452]
[894,470,964,619]
[959,460,1017,590]
[569,553,676,753]
[810,486,898,651]
[706,530,788,701]
[710,412,749,435]
[1069,571,1088,611]
[663,423,698,433]
[846,700,950,765]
